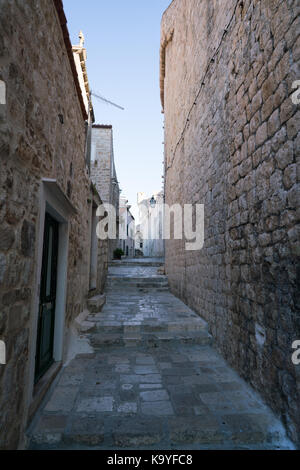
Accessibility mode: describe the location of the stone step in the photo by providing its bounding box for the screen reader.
[109,261,164,267]
[106,284,170,295]
[87,294,106,314]
[107,275,167,282]
[29,412,290,450]
[27,337,293,451]
[106,281,169,292]
[136,282,169,288]
[107,277,168,286]
[90,329,213,348]
[88,318,208,334]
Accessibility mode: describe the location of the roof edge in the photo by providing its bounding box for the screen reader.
[161,0,176,22]
[53,0,88,121]
[160,0,177,111]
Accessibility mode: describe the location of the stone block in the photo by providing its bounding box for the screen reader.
[134,365,159,375]
[0,253,7,282]
[275,141,294,170]
[268,109,280,138]
[76,396,114,413]
[141,400,174,416]
[63,416,104,446]
[221,413,285,444]
[140,389,169,402]
[87,294,106,314]
[117,402,138,414]
[45,387,78,413]
[113,418,163,447]
[0,225,15,252]
[287,111,300,139]
[120,373,162,384]
[283,164,296,190]
[168,416,224,444]
[256,122,268,147]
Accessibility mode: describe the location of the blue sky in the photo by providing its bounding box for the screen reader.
[63,0,171,219]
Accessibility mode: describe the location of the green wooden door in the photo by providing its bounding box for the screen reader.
[35,213,59,382]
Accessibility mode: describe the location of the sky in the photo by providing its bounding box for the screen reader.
[63,0,172,220]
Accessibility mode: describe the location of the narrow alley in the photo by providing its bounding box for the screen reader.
[0,0,299,454]
[27,259,292,450]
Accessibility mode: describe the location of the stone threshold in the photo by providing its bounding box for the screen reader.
[28,361,62,427]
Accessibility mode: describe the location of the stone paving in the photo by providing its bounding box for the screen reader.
[27,259,293,450]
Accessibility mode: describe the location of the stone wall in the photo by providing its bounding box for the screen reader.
[0,0,106,449]
[110,161,120,260]
[91,190,109,295]
[96,236,108,293]
[91,126,113,204]
[161,0,300,444]
[91,125,120,260]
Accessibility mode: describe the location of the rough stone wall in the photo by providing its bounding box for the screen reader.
[110,161,120,260]
[91,126,119,260]
[91,127,113,204]
[96,236,108,292]
[91,191,108,295]
[0,0,101,449]
[161,0,300,444]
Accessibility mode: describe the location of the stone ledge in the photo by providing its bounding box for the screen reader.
[74,310,95,333]
[87,294,106,314]
[28,361,62,427]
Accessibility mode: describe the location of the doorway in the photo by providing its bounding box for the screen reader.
[35,212,59,382]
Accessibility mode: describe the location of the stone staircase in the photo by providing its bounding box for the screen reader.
[106,259,168,292]
[106,276,170,292]
[85,258,213,349]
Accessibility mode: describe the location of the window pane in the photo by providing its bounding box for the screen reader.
[46,226,53,297]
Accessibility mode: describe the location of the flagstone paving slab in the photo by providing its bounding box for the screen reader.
[140,390,169,402]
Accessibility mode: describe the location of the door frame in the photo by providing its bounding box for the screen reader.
[35,211,59,382]
[89,203,98,290]
[25,179,76,411]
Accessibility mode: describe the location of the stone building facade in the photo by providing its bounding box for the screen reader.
[135,224,144,256]
[91,125,120,259]
[137,191,164,257]
[161,0,300,444]
[0,0,107,449]
[119,196,136,257]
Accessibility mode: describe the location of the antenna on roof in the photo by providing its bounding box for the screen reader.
[90,90,125,111]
